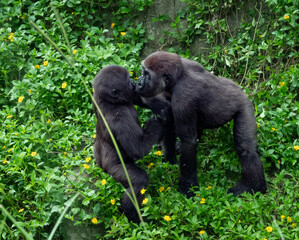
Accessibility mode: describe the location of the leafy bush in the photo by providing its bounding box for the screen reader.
[0,0,298,239]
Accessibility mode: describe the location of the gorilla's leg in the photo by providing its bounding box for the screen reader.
[93,140,101,167]
[162,112,177,164]
[108,162,149,223]
[228,104,267,196]
[177,136,199,198]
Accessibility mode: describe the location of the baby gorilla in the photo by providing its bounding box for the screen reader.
[93,65,164,223]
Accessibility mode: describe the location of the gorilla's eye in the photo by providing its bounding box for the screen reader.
[111,89,120,98]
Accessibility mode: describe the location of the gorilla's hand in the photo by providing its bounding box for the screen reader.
[147,97,170,114]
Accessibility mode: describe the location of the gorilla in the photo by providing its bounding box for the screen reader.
[93,65,165,223]
[137,51,267,197]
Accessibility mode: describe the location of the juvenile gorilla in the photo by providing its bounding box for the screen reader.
[93,65,164,223]
[137,51,267,197]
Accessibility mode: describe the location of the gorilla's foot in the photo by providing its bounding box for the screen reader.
[228,179,267,196]
[178,177,199,198]
[120,201,141,224]
[165,155,177,165]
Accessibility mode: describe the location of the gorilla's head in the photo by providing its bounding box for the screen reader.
[137,51,182,97]
[93,65,135,104]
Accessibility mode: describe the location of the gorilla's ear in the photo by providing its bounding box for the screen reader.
[163,73,173,86]
[111,89,120,98]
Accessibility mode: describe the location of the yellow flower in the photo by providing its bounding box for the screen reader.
[284,14,290,20]
[265,226,273,232]
[34,64,40,69]
[159,186,165,192]
[129,71,133,75]
[293,146,299,151]
[73,49,77,54]
[18,96,24,103]
[3,159,7,164]
[291,223,297,228]
[166,187,171,191]
[155,151,162,156]
[72,12,74,15]
[61,82,67,89]
[110,199,115,205]
[43,60,48,66]
[259,34,262,38]
[200,198,205,204]
[31,152,37,157]
[83,164,89,169]
[93,134,96,139]
[163,215,171,221]
[281,215,285,219]
[111,23,115,28]
[8,148,13,153]
[257,123,260,128]
[91,217,98,224]
[238,220,241,223]
[120,32,126,36]
[272,127,277,131]
[29,89,31,94]
[277,160,281,164]
[206,186,212,190]
[85,157,91,162]
[142,198,148,204]
[287,216,292,222]
[101,179,107,185]
[7,115,12,118]
[148,162,154,168]
[64,152,66,155]
[92,88,94,93]
[18,209,24,213]
[2,146,6,149]
[200,230,205,235]
[140,188,146,194]
[49,139,52,141]
[47,119,50,124]
[224,49,228,54]
[279,82,285,87]
[21,15,25,19]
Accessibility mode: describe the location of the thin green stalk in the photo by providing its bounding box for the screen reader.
[50,3,72,56]
[0,215,7,237]
[0,204,34,240]
[48,192,80,240]
[30,13,143,223]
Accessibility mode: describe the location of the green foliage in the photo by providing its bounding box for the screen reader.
[0,0,298,239]
[163,0,298,85]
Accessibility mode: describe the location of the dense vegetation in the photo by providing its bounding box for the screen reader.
[0,0,298,239]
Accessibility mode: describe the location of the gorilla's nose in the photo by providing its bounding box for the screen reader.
[136,78,144,91]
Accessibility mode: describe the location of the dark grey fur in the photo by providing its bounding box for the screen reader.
[93,65,164,223]
[137,51,267,197]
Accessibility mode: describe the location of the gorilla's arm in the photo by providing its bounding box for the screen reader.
[113,115,163,160]
[133,91,177,164]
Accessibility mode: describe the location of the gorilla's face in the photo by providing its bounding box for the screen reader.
[94,65,135,104]
[136,61,166,98]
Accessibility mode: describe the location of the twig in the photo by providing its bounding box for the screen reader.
[240,3,262,86]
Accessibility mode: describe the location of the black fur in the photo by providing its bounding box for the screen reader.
[137,51,267,197]
[93,65,164,223]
